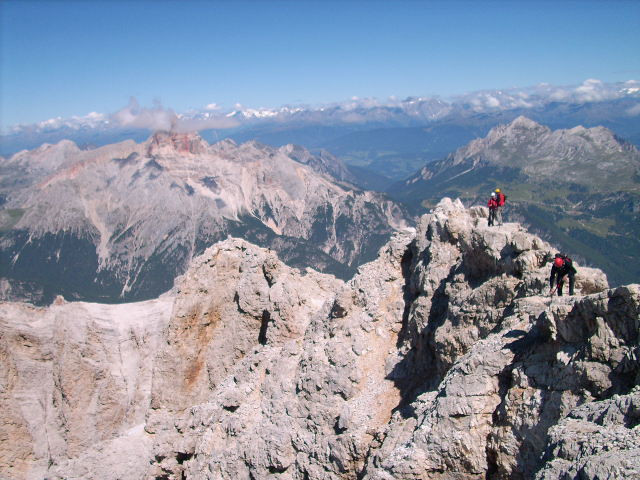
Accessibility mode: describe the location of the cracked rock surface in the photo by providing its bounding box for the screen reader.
[1,198,638,480]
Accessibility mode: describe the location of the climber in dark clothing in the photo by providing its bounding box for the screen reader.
[549,253,577,296]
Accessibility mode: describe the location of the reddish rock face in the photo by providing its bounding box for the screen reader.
[147,130,208,156]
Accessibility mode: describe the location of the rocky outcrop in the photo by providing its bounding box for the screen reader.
[143,228,413,480]
[0,296,172,480]
[535,387,640,479]
[1,198,638,480]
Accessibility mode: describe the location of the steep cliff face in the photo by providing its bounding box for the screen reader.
[0,296,172,480]
[1,199,638,480]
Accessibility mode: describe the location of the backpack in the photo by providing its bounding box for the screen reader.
[498,192,506,206]
[556,254,573,270]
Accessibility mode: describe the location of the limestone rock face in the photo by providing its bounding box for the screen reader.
[144,233,410,479]
[0,296,172,480]
[1,198,638,480]
[534,387,640,480]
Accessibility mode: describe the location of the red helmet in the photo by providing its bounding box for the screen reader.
[554,257,564,268]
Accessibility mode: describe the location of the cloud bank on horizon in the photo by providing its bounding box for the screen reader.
[4,78,640,135]
[111,98,239,133]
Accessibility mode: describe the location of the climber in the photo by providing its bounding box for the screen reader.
[494,188,506,225]
[487,192,499,226]
[549,253,576,296]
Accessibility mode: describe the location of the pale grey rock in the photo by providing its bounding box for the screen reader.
[46,424,153,480]
[0,296,172,480]
[535,390,640,479]
[279,144,357,185]
[415,116,640,187]
[2,198,637,480]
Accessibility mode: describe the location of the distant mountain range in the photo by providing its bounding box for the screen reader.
[1,80,640,298]
[0,132,407,304]
[2,80,639,182]
[389,116,640,285]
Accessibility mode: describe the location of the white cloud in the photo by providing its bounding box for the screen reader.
[549,89,570,101]
[71,111,107,127]
[111,98,238,132]
[332,97,381,112]
[112,98,177,131]
[38,117,65,130]
[574,78,612,102]
[172,116,239,132]
[486,96,501,108]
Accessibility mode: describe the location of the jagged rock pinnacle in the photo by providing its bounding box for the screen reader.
[146,130,209,156]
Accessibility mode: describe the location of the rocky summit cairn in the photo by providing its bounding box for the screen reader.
[1,198,638,480]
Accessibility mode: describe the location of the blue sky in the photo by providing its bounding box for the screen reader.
[1,0,639,128]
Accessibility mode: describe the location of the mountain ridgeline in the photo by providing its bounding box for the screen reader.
[0,132,407,304]
[389,116,640,285]
[3,84,639,183]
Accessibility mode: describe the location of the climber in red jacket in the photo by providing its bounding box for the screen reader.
[487,192,499,226]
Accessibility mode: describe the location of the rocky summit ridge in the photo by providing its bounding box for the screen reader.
[1,199,639,480]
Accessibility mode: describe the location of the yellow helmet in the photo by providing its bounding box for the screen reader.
[495,188,501,193]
